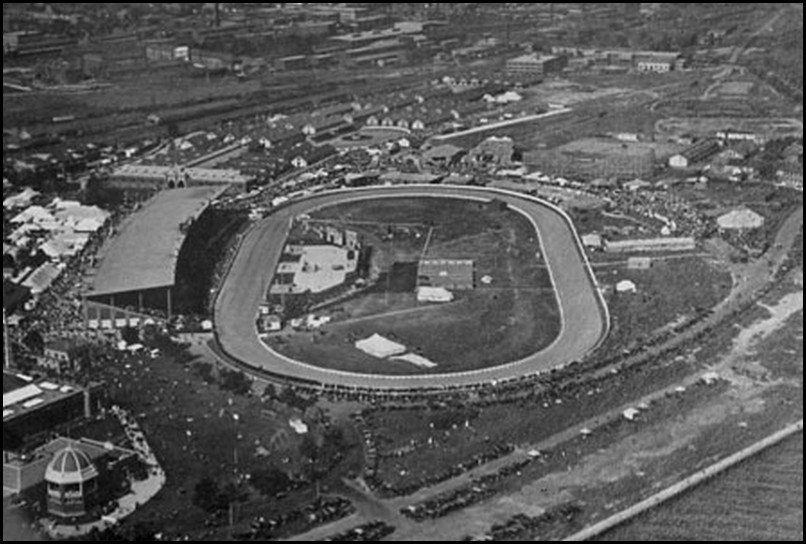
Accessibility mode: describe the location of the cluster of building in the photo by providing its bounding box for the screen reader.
[550,46,684,74]
[4,190,110,307]
[4,3,475,81]
[3,371,153,527]
[266,223,363,330]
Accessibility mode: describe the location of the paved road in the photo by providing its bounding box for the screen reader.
[214,185,608,390]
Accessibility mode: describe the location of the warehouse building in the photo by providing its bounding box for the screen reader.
[669,139,722,169]
[506,53,567,80]
[604,237,696,254]
[109,165,253,192]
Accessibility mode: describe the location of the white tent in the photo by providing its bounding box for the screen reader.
[717,208,765,231]
[616,280,637,293]
[355,334,407,359]
[416,286,454,303]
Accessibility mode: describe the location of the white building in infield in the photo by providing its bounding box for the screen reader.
[270,245,358,295]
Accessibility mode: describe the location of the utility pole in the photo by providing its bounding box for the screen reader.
[3,308,12,370]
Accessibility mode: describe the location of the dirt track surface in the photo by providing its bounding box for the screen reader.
[214,185,608,390]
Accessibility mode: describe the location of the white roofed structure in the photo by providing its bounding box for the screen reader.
[717,208,765,231]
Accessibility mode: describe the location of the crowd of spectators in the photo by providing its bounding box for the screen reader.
[589,184,711,239]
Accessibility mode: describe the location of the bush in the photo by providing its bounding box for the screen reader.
[219,369,252,396]
[250,466,292,497]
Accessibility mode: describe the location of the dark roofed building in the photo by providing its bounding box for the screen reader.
[669,139,722,169]
[39,338,90,374]
[424,144,466,166]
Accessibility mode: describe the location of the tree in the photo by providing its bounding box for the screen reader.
[262,383,277,400]
[219,369,252,396]
[193,477,226,513]
[120,327,140,345]
[83,176,125,209]
[22,330,44,354]
[250,466,292,497]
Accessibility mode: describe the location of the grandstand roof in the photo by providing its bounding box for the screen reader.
[90,187,226,296]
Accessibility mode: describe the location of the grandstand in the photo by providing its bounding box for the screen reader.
[84,186,227,326]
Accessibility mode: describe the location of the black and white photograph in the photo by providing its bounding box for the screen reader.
[2,3,803,541]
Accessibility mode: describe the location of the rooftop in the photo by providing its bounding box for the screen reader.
[90,186,226,296]
[113,164,252,185]
[3,375,83,422]
[507,53,560,65]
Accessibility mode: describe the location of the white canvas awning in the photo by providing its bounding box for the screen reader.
[355,334,407,359]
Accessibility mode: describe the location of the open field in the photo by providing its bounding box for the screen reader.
[594,256,733,358]
[594,434,803,542]
[267,197,560,375]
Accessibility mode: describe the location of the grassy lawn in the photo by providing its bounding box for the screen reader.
[595,256,733,358]
[267,197,561,375]
[76,338,360,539]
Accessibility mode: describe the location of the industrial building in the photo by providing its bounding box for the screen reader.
[604,237,696,254]
[525,138,657,180]
[669,139,722,169]
[109,165,253,192]
[506,53,568,80]
[634,52,682,73]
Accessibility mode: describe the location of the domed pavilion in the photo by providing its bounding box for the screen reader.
[45,445,99,518]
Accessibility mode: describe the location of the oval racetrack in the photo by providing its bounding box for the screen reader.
[214,185,609,390]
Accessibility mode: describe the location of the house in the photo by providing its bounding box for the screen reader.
[669,139,722,169]
[581,233,603,250]
[717,141,758,162]
[782,143,803,163]
[622,179,653,192]
[467,136,516,166]
[716,129,762,144]
[423,144,466,166]
[634,52,680,73]
[776,163,803,187]
[259,315,283,333]
[38,338,90,374]
[291,156,309,169]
